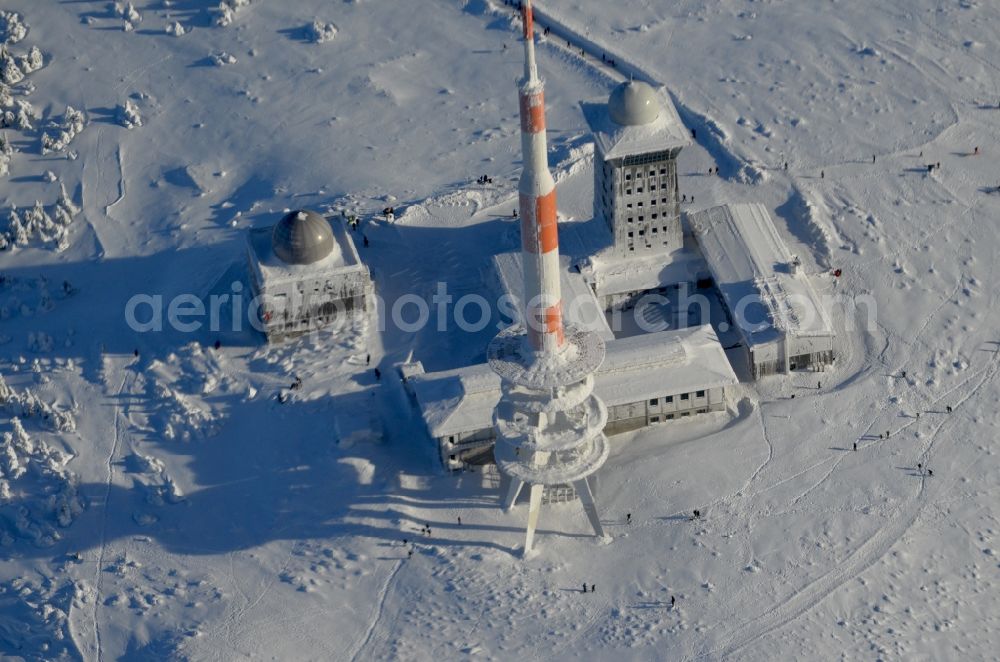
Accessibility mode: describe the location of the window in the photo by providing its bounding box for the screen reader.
[638,216,644,221]
[665,395,674,403]
[652,213,659,220]
[697,409,707,414]
[627,217,634,223]
[626,188,632,195]
[666,413,675,420]
[637,202,643,207]
[660,168,667,174]
[650,416,660,423]
[649,170,656,176]
[661,198,668,204]
[625,173,632,181]
[637,187,644,193]
[448,436,455,444]
[650,185,657,191]
[652,227,658,234]
[649,398,658,405]
[627,203,633,209]
[637,172,644,179]
[681,393,690,401]
[696,390,705,398]
[627,231,634,238]
[681,412,691,417]
[449,454,456,461]
[638,230,645,236]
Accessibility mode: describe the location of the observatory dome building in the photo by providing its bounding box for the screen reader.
[246,209,372,342]
[588,80,690,258]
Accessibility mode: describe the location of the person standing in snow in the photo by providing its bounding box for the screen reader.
[853,442,857,451]
[591,584,595,593]
[374,368,381,381]
[582,583,587,593]
[457,516,462,526]
[363,235,369,248]
[626,513,632,524]
[670,595,675,608]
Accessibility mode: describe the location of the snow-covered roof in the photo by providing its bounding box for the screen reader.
[581,248,708,299]
[689,203,833,347]
[588,84,690,161]
[597,324,736,408]
[493,252,614,342]
[409,324,737,438]
[247,213,366,285]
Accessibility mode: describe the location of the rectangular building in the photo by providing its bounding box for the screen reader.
[689,203,835,378]
[405,324,738,470]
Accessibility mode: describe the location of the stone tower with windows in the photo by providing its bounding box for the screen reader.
[589,81,691,256]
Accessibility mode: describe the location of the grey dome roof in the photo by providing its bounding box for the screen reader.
[271,210,336,265]
[608,80,661,126]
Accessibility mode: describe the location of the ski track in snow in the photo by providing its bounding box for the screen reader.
[348,559,405,662]
[105,144,126,215]
[92,357,135,662]
[705,338,1000,660]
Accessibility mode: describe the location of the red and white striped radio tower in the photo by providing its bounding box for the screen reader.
[488,0,610,557]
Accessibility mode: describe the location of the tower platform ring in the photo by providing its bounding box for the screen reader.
[493,394,608,453]
[488,324,606,389]
[494,432,610,485]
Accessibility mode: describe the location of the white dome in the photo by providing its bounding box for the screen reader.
[272,210,336,265]
[608,80,661,126]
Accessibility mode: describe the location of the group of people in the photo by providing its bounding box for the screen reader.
[476,174,493,185]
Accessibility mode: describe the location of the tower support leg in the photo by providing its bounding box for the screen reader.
[523,483,545,555]
[574,477,606,538]
[502,478,525,511]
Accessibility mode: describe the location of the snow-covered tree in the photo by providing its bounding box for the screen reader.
[15,46,43,75]
[112,2,141,23]
[0,132,12,177]
[117,99,142,129]
[309,20,338,44]
[41,106,85,155]
[1,51,23,85]
[0,11,27,45]
[216,0,251,27]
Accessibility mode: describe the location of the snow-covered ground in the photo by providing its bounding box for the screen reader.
[1,0,1000,659]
